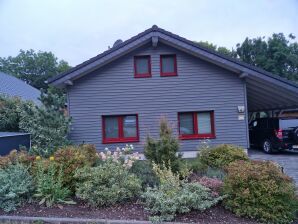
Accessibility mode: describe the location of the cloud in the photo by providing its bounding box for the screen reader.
[0,0,297,66]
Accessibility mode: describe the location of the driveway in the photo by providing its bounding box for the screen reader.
[248,149,298,185]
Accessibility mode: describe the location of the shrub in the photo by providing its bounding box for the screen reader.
[19,88,71,157]
[0,163,34,212]
[191,176,223,197]
[223,160,298,224]
[142,164,223,222]
[34,160,73,207]
[144,117,182,173]
[74,160,141,207]
[198,144,248,169]
[0,150,35,169]
[130,160,159,189]
[97,144,140,168]
[54,144,97,191]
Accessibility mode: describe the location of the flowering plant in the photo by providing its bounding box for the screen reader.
[98,144,140,169]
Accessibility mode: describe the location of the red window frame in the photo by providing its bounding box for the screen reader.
[102,114,139,144]
[134,55,151,78]
[160,54,177,77]
[178,111,215,140]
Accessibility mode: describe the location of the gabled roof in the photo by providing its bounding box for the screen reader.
[48,25,298,111]
[0,71,41,104]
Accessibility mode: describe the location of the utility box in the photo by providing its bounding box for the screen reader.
[0,132,30,156]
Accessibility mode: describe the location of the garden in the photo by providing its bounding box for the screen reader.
[0,94,297,224]
[0,119,297,223]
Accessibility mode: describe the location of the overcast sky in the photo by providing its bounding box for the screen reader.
[0,0,297,66]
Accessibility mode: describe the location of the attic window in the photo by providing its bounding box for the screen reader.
[160,54,177,77]
[134,55,151,78]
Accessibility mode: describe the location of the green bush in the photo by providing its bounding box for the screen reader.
[198,144,248,169]
[223,160,298,224]
[130,160,159,189]
[34,161,73,207]
[0,95,29,132]
[0,163,34,212]
[19,89,71,157]
[144,117,182,173]
[142,164,223,222]
[74,160,141,207]
[54,144,97,192]
[0,150,35,169]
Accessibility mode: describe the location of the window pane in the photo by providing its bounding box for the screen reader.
[179,113,194,134]
[197,112,211,134]
[105,117,119,138]
[124,115,137,138]
[162,56,175,73]
[136,57,149,74]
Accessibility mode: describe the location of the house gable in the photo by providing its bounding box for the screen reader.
[67,42,248,150]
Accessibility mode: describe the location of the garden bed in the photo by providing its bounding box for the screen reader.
[0,201,258,224]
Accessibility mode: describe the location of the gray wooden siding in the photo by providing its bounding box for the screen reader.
[67,43,248,152]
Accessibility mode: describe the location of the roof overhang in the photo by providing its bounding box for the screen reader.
[48,25,298,112]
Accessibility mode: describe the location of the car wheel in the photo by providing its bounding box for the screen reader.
[262,139,273,154]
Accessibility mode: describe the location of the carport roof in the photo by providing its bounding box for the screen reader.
[48,25,298,112]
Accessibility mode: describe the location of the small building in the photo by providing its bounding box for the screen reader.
[48,25,298,152]
[0,71,40,104]
[0,132,30,156]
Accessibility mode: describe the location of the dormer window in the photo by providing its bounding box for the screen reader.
[134,55,151,78]
[160,54,177,77]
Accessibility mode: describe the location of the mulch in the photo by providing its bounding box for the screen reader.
[0,200,260,224]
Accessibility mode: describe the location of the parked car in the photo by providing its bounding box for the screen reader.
[249,117,298,153]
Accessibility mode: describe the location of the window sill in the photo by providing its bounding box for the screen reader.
[160,72,177,77]
[179,134,216,140]
[134,73,152,78]
[102,138,139,144]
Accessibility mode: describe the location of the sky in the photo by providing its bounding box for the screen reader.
[0,0,297,66]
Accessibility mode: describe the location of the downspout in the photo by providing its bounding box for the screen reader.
[243,80,250,151]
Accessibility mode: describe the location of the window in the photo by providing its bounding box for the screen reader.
[160,54,177,76]
[102,114,139,143]
[134,55,151,78]
[178,111,215,139]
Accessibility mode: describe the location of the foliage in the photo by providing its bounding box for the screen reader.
[0,49,71,90]
[196,41,236,57]
[223,160,298,224]
[0,95,29,132]
[142,164,223,222]
[34,160,73,207]
[0,150,35,169]
[191,176,223,197]
[130,160,159,189]
[0,163,34,212]
[97,144,140,168]
[235,33,298,82]
[198,144,248,169]
[74,160,141,207]
[54,144,97,192]
[203,167,226,180]
[19,88,71,157]
[144,117,182,173]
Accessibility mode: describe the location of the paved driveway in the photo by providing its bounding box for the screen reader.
[248,149,298,185]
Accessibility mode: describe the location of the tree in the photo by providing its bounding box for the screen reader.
[144,117,182,172]
[0,49,71,90]
[235,33,298,82]
[19,88,71,157]
[195,41,236,57]
[0,95,31,132]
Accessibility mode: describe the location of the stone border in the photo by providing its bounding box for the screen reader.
[0,215,184,224]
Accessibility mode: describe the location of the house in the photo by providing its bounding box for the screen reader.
[0,71,40,104]
[48,25,298,152]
